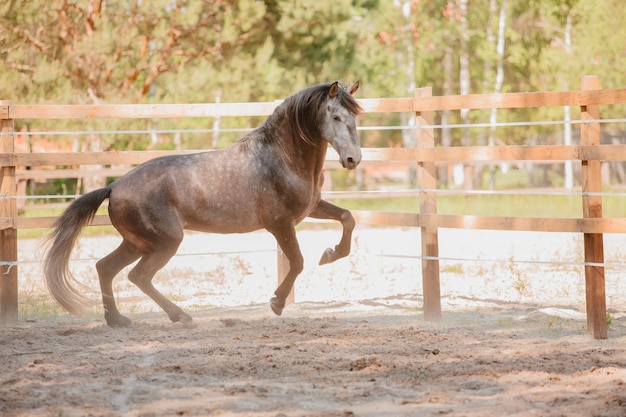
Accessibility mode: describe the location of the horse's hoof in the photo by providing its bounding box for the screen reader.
[179,318,197,329]
[319,248,335,265]
[105,314,132,328]
[270,297,285,316]
[170,311,194,324]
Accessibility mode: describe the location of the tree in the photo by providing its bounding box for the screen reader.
[1,0,271,103]
[1,0,624,147]
[487,0,508,189]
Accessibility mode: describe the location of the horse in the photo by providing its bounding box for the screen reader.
[43,80,363,327]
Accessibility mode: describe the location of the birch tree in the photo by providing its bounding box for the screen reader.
[394,0,418,186]
[457,0,474,189]
[487,0,508,189]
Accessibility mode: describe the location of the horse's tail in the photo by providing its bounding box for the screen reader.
[43,187,111,315]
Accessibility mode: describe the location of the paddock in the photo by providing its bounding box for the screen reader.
[4,75,626,337]
[2,76,626,415]
[3,228,626,416]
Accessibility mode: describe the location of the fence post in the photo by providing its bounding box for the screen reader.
[0,100,18,324]
[580,75,607,339]
[415,87,441,320]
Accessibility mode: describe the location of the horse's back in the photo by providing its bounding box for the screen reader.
[107,149,271,236]
[106,128,326,240]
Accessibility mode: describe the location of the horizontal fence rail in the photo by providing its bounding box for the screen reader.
[5,144,626,168]
[2,75,625,339]
[5,87,626,119]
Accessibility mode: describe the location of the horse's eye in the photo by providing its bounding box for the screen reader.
[333,116,341,122]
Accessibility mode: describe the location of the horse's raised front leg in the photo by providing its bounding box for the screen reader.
[308,199,355,265]
[267,223,304,316]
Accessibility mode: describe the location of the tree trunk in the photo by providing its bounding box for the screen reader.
[441,46,454,186]
[563,11,574,189]
[488,0,508,189]
[458,0,473,189]
[397,0,417,187]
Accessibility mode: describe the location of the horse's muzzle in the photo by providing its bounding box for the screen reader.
[342,156,360,170]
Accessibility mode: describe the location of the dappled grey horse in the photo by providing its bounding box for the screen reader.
[43,81,362,327]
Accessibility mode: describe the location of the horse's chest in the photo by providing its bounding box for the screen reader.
[281,182,319,206]
[270,177,321,218]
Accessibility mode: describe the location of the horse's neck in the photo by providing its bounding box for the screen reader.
[309,140,328,184]
[268,113,327,181]
[283,136,327,181]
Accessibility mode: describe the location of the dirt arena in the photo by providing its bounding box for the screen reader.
[2,227,626,416]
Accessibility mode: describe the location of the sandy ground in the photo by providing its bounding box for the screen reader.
[2,227,626,416]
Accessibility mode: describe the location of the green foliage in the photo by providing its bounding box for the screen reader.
[0,1,607,100]
[2,0,622,104]
[1,0,624,151]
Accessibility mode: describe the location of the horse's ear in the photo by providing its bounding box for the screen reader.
[348,80,360,95]
[329,81,339,98]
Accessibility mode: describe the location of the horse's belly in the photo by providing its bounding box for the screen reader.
[183,206,263,234]
[186,221,261,234]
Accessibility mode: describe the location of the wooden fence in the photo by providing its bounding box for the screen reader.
[2,75,626,339]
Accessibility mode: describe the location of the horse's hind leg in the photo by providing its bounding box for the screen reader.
[96,240,141,327]
[127,237,193,325]
[308,200,356,265]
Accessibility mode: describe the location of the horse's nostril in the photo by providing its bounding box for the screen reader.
[344,157,359,170]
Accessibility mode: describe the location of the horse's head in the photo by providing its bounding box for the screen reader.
[321,81,363,170]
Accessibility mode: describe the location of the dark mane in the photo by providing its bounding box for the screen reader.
[287,83,362,144]
[239,83,361,162]
[263,83,362,146]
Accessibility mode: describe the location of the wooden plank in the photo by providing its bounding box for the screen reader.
[361,147,417,162]
[360,214,626,234]
[420,214,626,233]
[0,105,8,119]
[413,88,626,112]
[10,102,281,119]
[0,100,18,324]
[325,190,422,200]
[10,98,413,120]
[354,211,626,234]
[18,163,415,181]
[358,98,413,113]
[9,88,626,121]
[9,212,626,234]
[14,150,203,167]
[4,214,111,230]
[576,88,626,107]
[0,217,12,230]
[415,87,441,321]
[352,211,419,227]
[11,144,626,172]
[12,148,415,168]
[416,145,626,162]
[580,76,607,340]
[0,227,17,323]
[16,167,131,180]
[415,91,573,112]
